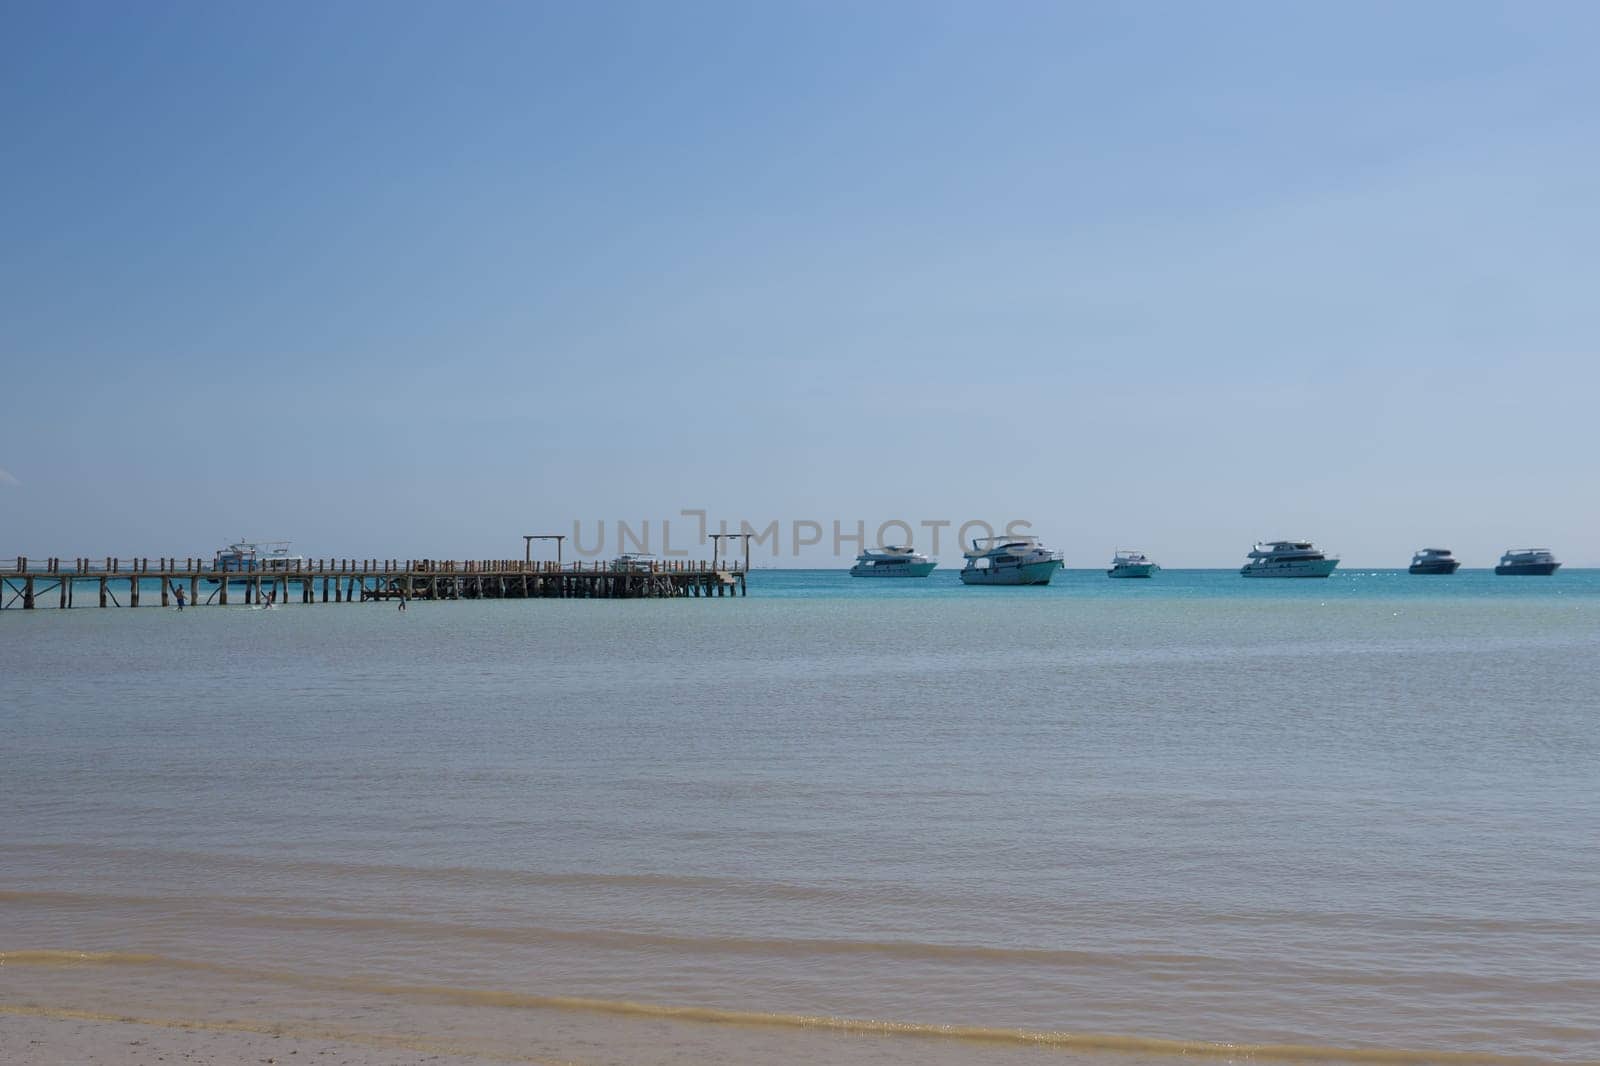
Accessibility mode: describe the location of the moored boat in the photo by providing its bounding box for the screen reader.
[960,536,1064,586]
[208,540,303,584]
[849,545,936,577]
[1494,548,1560,576]
[610,553,658,573]
[1240,540,1339,578]
[1408,548,1460,575]
[1107,550,1159,578]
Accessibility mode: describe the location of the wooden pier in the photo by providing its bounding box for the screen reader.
[1,556,748,609]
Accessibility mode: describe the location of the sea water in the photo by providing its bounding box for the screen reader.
[3,570,1597,1063]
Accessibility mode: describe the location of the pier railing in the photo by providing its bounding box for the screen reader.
[1,556,748,607]
[5,557,743,575]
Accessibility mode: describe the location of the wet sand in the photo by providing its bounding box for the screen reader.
[0,1008,522,1066]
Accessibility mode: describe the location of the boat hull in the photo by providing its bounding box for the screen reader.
[1108,564,1158,578]
[1495,562,1560,575]
[1240,559,1340,578]
[960,559,1063,586]
[1409,561,1461,575]
[850,562,937,577]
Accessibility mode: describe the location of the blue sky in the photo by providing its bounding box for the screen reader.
[3,1,1596,566]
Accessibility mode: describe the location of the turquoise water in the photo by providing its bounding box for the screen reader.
[754,566,1600,600]
[3,570,1597,1063]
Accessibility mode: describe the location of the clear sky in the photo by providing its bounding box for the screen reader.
[3,1,1596,567]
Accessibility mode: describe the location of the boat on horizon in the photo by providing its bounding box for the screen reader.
[1240,540,1339,578]
[1107,550,1160,578]
[849,545,936,577]
[1495,548,1560,576]
[1409,548,1460,575]
[959,536,1064,586]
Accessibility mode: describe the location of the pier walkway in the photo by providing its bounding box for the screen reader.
[1,557,747,609]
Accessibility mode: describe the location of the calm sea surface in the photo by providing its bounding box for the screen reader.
[3,569,1598,1064]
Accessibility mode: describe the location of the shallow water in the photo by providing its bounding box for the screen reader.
[3,569,1598,1063]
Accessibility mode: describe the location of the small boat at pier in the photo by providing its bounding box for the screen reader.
[208,541,303,584]
[610,553,658,573]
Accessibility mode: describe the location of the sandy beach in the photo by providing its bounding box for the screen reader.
[1,1008,534,1066]
[0,997,1089,1066]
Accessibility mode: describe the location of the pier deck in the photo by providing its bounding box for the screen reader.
[1,557,747,608]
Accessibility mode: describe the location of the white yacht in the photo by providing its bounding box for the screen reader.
[849,545,936,577]
[1495,548,1560,576]
[1408,548,1460,575]
[1240,540,1340,578]
[610,553,657,573]
[960,536,1064,586]
[1107,550,1159,578]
